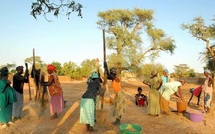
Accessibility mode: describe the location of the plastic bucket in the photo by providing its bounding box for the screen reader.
[189,110,204,122]
[176,101,187,113]
[119,124,143,134]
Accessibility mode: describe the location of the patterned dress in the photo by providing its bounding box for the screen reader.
[48,73,64,115]
[112,79,125,119]
[203,76,213,108]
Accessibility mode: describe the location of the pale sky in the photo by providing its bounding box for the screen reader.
[0,0,215,73]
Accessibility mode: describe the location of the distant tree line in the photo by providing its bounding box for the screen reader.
[0,57,196,80]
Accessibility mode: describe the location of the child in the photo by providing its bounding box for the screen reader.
[135,87,148,107]
[188,85,202,106]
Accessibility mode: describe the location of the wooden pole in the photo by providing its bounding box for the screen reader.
[32,48,37,100]
[25,63,32,101]
[101,29,108,109]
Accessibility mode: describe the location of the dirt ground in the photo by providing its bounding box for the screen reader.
[1,80,215,134]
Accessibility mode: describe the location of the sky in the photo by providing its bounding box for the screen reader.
[0,0,215,73]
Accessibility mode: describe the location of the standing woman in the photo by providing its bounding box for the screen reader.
[40,64,64,119]
[143,71,162,116]
[0,67,17,127]
[161,69,170,84]
[202,70,213,113]
[104,62,125,125]
[80,72,102,132]
[12,66,28,121]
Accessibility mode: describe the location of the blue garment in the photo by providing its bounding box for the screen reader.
[80,98,95,127]
[161,76,169,83]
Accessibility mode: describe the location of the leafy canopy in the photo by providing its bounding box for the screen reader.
[97,8,176,73]
[31,0,83,21]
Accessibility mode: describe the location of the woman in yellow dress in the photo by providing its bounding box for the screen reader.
[143,71,162,116]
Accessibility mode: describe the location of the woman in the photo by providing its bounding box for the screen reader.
[0,67,17,127]
[159,80,186,114]
[143,71,162,116]
[161,69,170,84]
[104,62,125,125]
[12,66,28,121]
[80,72,102,132]
[202,70,213,113]
[187,86,202,106]
[40,64,64,119]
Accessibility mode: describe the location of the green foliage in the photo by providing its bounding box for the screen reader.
[30,0,83,21]
[61,61,78,78]
[25,56,44,69]
[173,64,196,78]
[182,17,215,40]
[182,16,215,72]
[140,63,164,78]
[97,8,176,73]
[80,59,100,78]
[187,69,196,77]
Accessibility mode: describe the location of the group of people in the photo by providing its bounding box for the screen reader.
[1,62,213,131]
[141,69,186,116]
[0,66,30,128]
[0,64,65,128]
[137,69,213,116]
[80,61,125,132]
[188,70,213,113]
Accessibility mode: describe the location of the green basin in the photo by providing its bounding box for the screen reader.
[119,124,143,134]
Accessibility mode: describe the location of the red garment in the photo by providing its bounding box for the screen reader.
[193,86,202,97]
[138,99,145,106]
[47,64,56,71]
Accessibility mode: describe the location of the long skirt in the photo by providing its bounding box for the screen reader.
[0,86,16,123]
[12,90,23,118]
[80,98,95,127]
[113,90,125,119]
[204,92,212,108]
[50,94,64,115]
[159,94,170,113]
[147,89,160,115]
[0,104,13,123]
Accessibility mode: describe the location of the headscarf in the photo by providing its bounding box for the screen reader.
[91,72,99,79]
[0,67,9,76]
[164,69,169,74]
[204,69,210,74]
[47,64,56,71]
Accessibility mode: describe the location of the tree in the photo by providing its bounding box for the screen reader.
[25,56,44,68]
[173,64,195,78]
[61,61,79,79]
[182,16,215,88]
[140,63,164,78]
[80,59,100,78]
[182,16,215,64]
[31,0,83,21]
[97,8,176,73]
